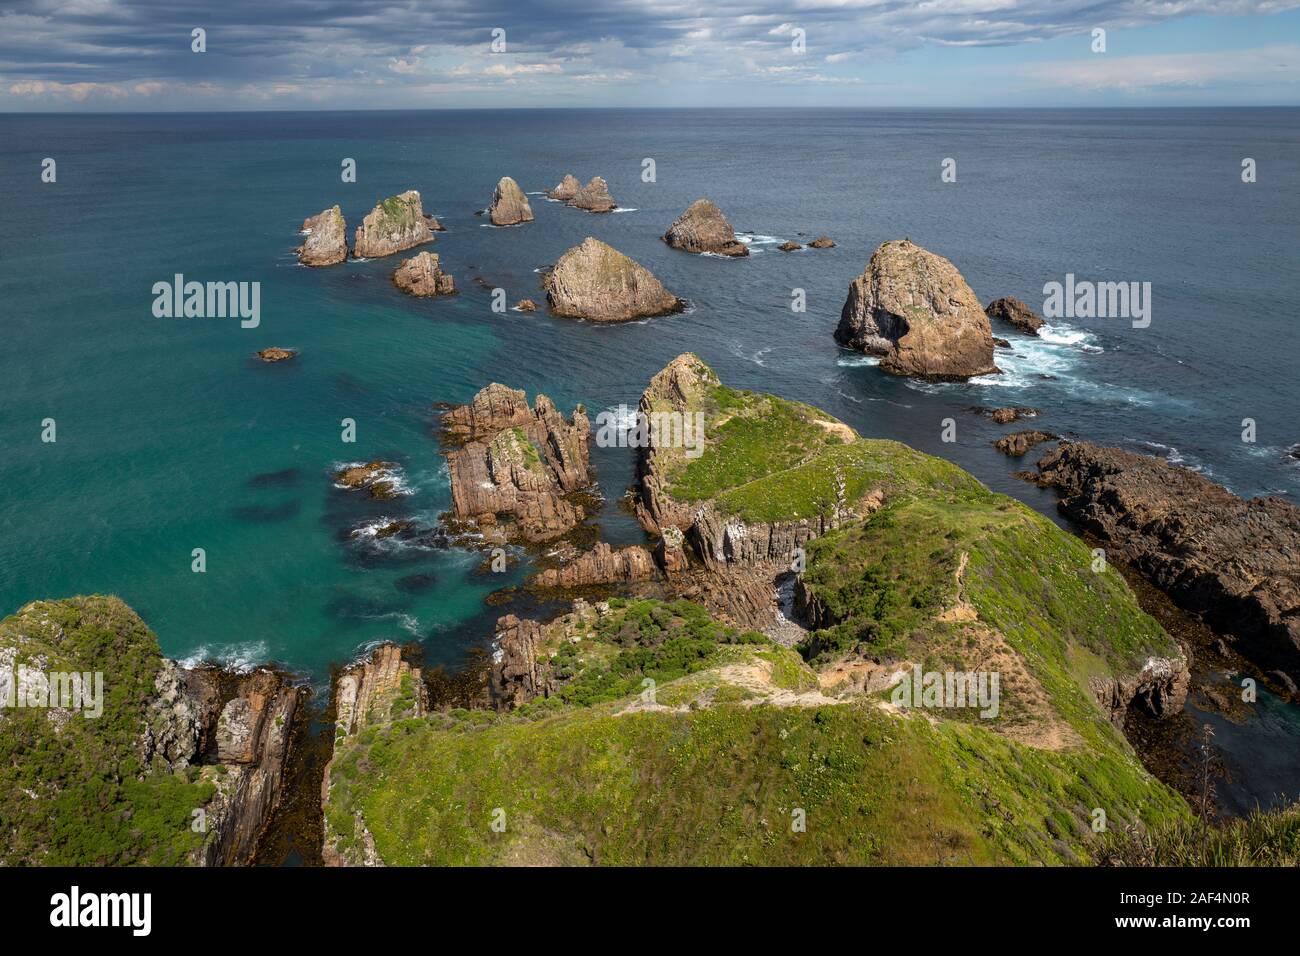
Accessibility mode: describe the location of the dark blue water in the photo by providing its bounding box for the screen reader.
[2,108,1298,682]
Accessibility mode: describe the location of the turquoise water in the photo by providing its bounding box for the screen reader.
[3,108,1299,685]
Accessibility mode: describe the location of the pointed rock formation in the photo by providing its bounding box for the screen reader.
[570,176,616,213]
[393,251,456,297]
[986,296,1045,336]
[353,190,434,259]
[662,199,749,257]
[548,174,580,201]
[489,176,534,225]
[834,239,998,381]
[441,383,593,543]
[298,206,347,266]
[543,237,682,322]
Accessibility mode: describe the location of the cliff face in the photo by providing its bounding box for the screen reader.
[354,190,434,258]
[1034,441,1300,679]
[835,240,998,381]
[0,596,301,866]
[663,199,749,257]
[298,206,348,266]
[543,237,682,322]
[442,383,593,544]
[393,251,456,297]
[322,644,425,866]
[489,176,534,225]
[182,666,304,866]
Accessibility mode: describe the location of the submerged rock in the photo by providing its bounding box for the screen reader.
[543,237,682,322]
[994,430,1057,457]
[393,251,456,297]
[986,296,1045,335]
[334,461,402,499]
[569,175,617,213]
[662,199,749,257]
[488,176,534,226]
[514,299,537,312]
[298,205,347,266]
[548,174,580,201]
[834,239,998,381]
[353,190,434,259]
[256,347,296,362]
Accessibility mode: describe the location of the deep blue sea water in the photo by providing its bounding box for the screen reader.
[2,108,1298,687]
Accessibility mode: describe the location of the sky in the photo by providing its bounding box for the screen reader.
[2,0,1299,110]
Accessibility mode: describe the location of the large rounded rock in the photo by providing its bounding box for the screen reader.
[298,206,347,266]
[354,191,434,259]
[489,176,534,226]
[662,199,748,257]
[834,239,998,381]
[393,251,456,297]
[544,237,682,322]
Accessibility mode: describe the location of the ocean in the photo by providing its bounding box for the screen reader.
[2,107,1298,691]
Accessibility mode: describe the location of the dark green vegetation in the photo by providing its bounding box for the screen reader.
[1099,802,1300,866]
[0,596,214,865]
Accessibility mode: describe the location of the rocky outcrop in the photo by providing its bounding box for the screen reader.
[986,296,1044,335]
[353,191,434,259]
[835,240,998,381]
[543,237,682,322]
[514,299,537,312]
[989,406,1039,424]
[486,616,550,710]
[442,383,593,544]
[532,542,658,589]
[809,237,836,249]
[778,241,802,251]
[334,461,401,499]
[322,644,425,866]
[1034,441,1300,678]
[181,666,304,867]
[488,176,534,226]
[257,347,296,362]
[393,251,456,297]
[1091,656,1191,728]
[662,199,749,257]
[298,206,348,266]
[548,174,580,201]
[569,176,616,213]
[994,430,1057,457]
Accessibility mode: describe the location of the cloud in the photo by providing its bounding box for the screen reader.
[1012,43,1300,91]
[0,0,1296,108]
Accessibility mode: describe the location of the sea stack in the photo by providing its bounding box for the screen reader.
[297,206,347,266]
[543,237,682,322]
[489,176,534,225]
[986,296,1045,336]
[569,176,616,213]
[353,190,434,259]
[548,174,580,201]
[393,251,456,297]
[662,199,749,257]
[834,239,998,381]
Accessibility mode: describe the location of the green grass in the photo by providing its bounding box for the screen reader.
[1098,802,1300,866]
[325,696,1186,866]
[0,596,215,865]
